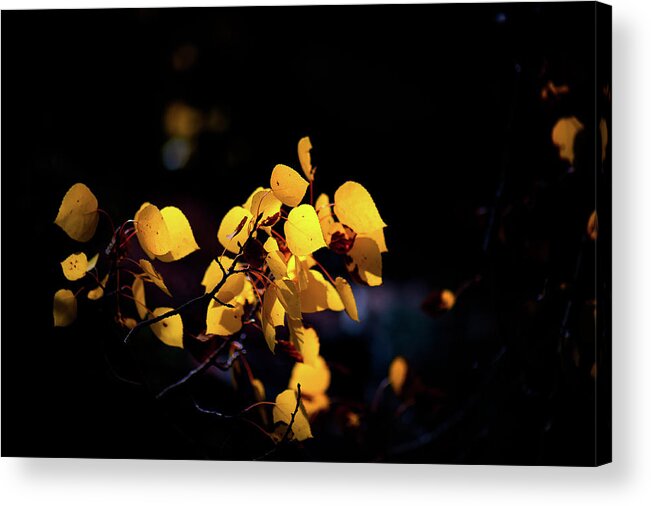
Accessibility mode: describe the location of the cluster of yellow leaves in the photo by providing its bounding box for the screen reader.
[135,203,199,262]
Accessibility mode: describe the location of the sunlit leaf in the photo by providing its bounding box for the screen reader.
[588,210,598,241]
[347,236,382,286]
[273,389,312,441]
[54,183,99,242]
[60,252,88,281]
[302,393,330,417]
[261,287,286,353]
[242,186,265,211]
[86,253,99,272]
[134,203,155,259]
[552,116,584,164]
[249,189,282,227]
[335,277,359,322]
[270,164,309,207]
[363,227,388,253]
[139,259,172,297]
[120,317,138,329]
[285,204,327,257]
[87,274,108,300]
[264,237,279,252]
[315,193,335,240]
[289,355,331,397]
[217,206,252,254]
[266,250,288,280]
[132,276,149,320]
[200,256,234,294]
[53,289,77,327]
[150,308,183,348]
[327,222,357,254]
[298,136,316,181]
[334,181,386,234]
[389,356,408,395]
[206,301,244,336]
[287,255,310,291]
[216,272,246,304]
[158,206,199,262]
[301,269,344,313]
[288,320,320,367]
[275,278,302,319]
[136,204,172,257]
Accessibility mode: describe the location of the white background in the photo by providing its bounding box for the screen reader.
[1,0,650,504]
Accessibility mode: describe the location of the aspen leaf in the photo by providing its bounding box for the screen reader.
[54,183,99,242]
[134,202,156,259]
[261,287,286,353]
[136,204,171,256]
[60,252,88,281]
[273,389,312,441]
[249,189,282,226]
[334,181,386,234]
[217,206,252,254]
[86,253,99,272]
[389,356,408,395]
[287,255,310,291]
[302,393,330,417]
[347,236,382,286]
[588,210,598,241]
[150,307,183,348]
[88,274,108,300]
[216,272,246,304]
[200,256,234,293]
[243,186,265,210]
[315,193,335,240]
[121,317,138,329]
[270,164,308,207]
[285,204,327,256]
[301,269,344,313]
[275,279,302,319]
[206,302,244,336]
[264,237,279,252]
[132,276,149,320]
[158,206,199,262]
[335,277,359,322]
[298,136,315,181]
[139,259,172,297]
[266,250,288,280]
[552,116,584,164]
[363,227,388,253]
[288,320,320,367]
[440,289,456,310]
[289,356,331,397]
[53,289,77,327]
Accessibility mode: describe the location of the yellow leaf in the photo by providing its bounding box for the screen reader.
[266,250,288,280]
[136,204,171,257]
[363,228,388,253]
[60,252,88,281]
[315,193,335,240]
[120,317,138,329]
[206,302,244,336]
[270,164,308,207]
[552,116,584,164]
[261,287,286,353]
[242,186,265,211]
[440,289,456,310]
[289,355,330,397]
[273,389,312,441]
[216,272,246,304]
[297,136,315,181]
[134,203,156,259]
[200,256,234,293]
[389,356,408,395]
[158,206,199,262]
[288,321,320,367]
[87,274,108,300]
[264,237,279,252]
[588,210,598,241]
[347,236,382,286]
[139,259,172,297]
[335,277,359,322]
[302,392,330,417]
[275,279,302,319]
[53,289,77,327]
[334,181,386,234]
[86,253,99,272]
[54,183,99,242]
[132,276,149,320]
[285,204,327,256]
[249,189,282,226]
[150,307,184,348]
[217,206,252,254]
[301,269,344,313]
[287,255,310,291]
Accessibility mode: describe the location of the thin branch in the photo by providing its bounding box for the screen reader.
[254,383,302,460]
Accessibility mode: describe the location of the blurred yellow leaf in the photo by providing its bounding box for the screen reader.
[158,206,199,262]
[132,276,149,320]
[302,393,330,417]
[335,277,359,322]
[298,136,315,181]
[347,236,383,286]
[206,301,244,336]
[285,204,327,256]
[54,183,99,242]
[86,253,99,272]
[139,259,172,297]
[217,206,252,254]
[150,308,183,348]
[200,256,234,293]
[87,274,108,300]
[53,289,77,327]
[289,355,330,397]
[552,116,584,164]
[588,210,598,241]
[389,356,408,395]
[288,321,320,367]
[334,181,386,234]
[164,101,203,139]
[301,269,344,313]
[270,164,308,207]
[60,252,88,281]
[136,204,171,257]
[273,389,312,441]
[251,378,266,402]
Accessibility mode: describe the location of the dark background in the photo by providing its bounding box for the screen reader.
[2,3,608,464]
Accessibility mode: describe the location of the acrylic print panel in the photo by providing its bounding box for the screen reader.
[1,2,611,465]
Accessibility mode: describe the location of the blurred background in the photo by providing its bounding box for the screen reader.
[2,3,609,464]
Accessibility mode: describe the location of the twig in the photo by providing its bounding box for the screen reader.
[254,383,302,460]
